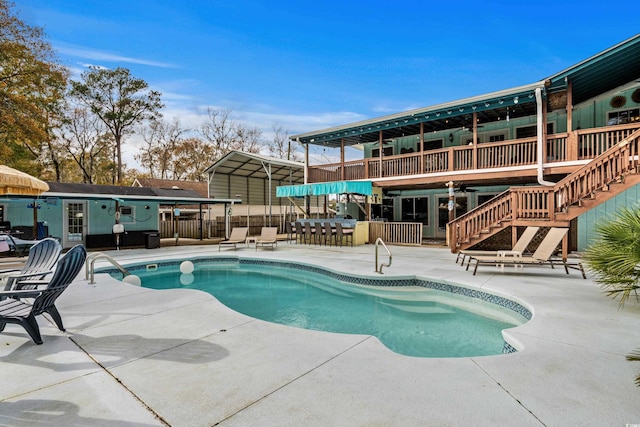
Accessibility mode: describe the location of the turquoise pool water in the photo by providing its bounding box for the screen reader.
[118,259,527,357]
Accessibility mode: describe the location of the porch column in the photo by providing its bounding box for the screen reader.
[419,122,424,173]
[340,138,345,181]
[566,80,573,132]
[566,80,579,161]
[542,93,548,162]
[304,141,309,184]
[472,111,478,169]
[379,130,383,178]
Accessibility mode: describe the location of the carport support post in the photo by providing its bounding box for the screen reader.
[32,197,38,239]
[174,204,179,246]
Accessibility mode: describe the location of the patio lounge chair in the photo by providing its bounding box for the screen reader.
[218,227,249,251]
[456,226,540,266]
[256,227,278,250]
[1,237,62,291]
[467,227,586,278]
[0,244,87,344]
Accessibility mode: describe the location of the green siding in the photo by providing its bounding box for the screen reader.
[577,183,640,251]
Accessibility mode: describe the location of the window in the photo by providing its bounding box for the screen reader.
[608,108,640,125]
[463,131,509,144]
[516,123,555,138]
[372,146,393,157]
[422,139,443,151]
[119,206,135,223]
[371,197,394,221]
[401,197,428,225]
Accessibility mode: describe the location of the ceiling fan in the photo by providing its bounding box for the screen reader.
[456,184,478,193]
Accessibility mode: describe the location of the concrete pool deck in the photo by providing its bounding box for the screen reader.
[1,242,639,426]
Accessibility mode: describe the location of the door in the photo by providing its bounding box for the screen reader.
[63,201,86,248]
[435,195,468,239]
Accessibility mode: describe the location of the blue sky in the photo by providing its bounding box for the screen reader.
[19,0,639,165]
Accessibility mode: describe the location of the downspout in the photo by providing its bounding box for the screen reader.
[536,86,555,186]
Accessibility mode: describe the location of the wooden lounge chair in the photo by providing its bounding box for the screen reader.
[467,228,586,278]
[256,227,278,250]
[218,227,249,251]
[1,237,62,291]
[0,244,87,344]
[456,226,540,266]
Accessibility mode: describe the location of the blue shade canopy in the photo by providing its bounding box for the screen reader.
[276,181,373,197]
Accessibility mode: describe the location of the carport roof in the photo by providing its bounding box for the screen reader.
[204,151,304,183]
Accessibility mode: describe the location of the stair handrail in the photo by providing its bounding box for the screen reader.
[448,127,640,251]
[553,127,640,212]
[85,252,131,284]
[374,238,392,274]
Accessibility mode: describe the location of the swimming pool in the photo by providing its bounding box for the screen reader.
[107,257,530,358]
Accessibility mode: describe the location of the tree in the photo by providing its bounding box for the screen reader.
[199,108,237,161]
[234,124,263,154]
[268,124,301,161]
[583,206,640,386]
[57,107,113,183]
[69,66,163,183]
[171,137,214,180]
[199,108,263,163]
[136,118,186,179]
[583,206,640,304]
[0,0,68,170]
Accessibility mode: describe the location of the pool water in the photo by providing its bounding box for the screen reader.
[128,261,526,357]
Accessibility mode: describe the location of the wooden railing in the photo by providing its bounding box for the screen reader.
[368,221,423,246]
[307,124,640,182]
[448,127,640,251]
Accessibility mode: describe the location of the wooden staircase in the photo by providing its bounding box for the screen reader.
[449,128,640,253]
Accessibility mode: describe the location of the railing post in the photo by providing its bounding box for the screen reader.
[567,131,579,161]
[448,147,455,172]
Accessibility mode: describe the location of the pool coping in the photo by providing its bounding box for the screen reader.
[2,243,638,426]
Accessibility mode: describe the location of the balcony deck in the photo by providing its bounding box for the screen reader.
[307,124,640,188]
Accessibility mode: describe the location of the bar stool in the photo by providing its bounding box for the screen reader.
[285,221,295,243]
[324,222,337,246]
[313,221,325,245]
[335,222,353,247]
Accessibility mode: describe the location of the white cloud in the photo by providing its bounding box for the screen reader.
[57,43,177,68]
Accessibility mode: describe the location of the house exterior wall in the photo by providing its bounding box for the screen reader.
[577,183,640,252]
[2,197,160,247]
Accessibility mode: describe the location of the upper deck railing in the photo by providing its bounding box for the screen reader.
[307,124,640,183]
[448,126,640,251]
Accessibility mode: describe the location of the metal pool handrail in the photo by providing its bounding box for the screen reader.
[374,238,392,274]
[85,252,130,284]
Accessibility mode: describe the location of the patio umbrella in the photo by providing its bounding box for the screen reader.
[0,165,49,195]
[0,166,49,240]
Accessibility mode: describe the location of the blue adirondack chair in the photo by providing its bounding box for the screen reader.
[0,244,87,344]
